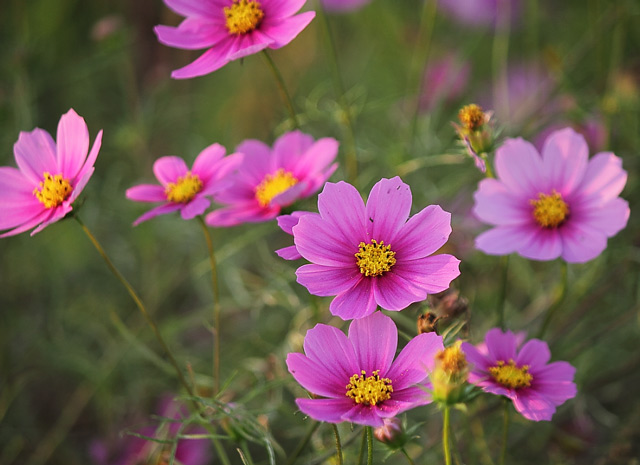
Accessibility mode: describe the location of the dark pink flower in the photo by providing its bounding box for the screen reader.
[155,0,315,79]
[287,312,444,427]
[206,131,338,226]
[0,109,102,237]
[126,144,242,225]
[287,177,460,320]
[462,328,577,421]
[473,128,629,263]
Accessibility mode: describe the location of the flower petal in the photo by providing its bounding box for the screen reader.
[494,137,544,198]
[180,195,210,219]
[318,181,367,243]
[205,202,278,226]
[392,254,461,295]
[473,178,532,226]
[154,18,227,50]
[291,137,339,180]
[56,109,89,179]
[286,353,346,397]
[560,220,607,263]
[170,38,236,79]
[511,390,557,421]
[132,203,182,226]
[348,312,397,376]
[260,11,315,48]
[341,404,385,427]
[330,279,377,320]
[126,185,167,202]
[296,264,362,296]
[515,339,550,369]
[372,273,425,311]
[153,156,189,185]
[294,213,357,266]
[541,128,588,195]
[163,0,221,17]
[365,177,412,244]
[485,328,517,362]
[271,130,315,171]
[296,398,354,424]
[75,130,103,183]
[392,205,453,259]
[264,0,306,19]
[517,227,563,261]
[386,332,444,390]
[14,129,58,184]
[575,152,627,206]
[302,323,359,381]
[275,245,301,260]
[475,224,536,256]
[572,197,629,237]
[0,209,52,238]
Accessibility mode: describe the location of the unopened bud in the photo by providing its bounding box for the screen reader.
[458,104,486,132]
[373,417,406,449]
[431,341,469,404]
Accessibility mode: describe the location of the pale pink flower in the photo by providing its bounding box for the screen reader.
[0,109,102,237]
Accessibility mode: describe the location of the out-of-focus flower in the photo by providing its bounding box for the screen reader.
[534,116,608,154]
[320,0,372,13]
[430,341,469,404]
[420,55,471,112]
[126,144,242,225]
[90,396,211,465]
[373,417,407,449]
[473,128,629,263]
[206,131,338,227]
[286,312,444,426]
[0,109,103,237]
[462,328,576,421]
[155,0,315,79]
[282,177,460,320]
[438,0,521,28]
[453,104,497,173]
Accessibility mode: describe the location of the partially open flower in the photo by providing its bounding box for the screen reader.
[430,341,469,404]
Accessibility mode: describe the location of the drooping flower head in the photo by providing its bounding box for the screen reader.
[462,328,577,421]
[155,0,315,79]
[320,0,372,13]
[473,128,629,263]
[0,109,103,237]
[205,131,338,226]
[286,312,444,427]
[279,177,460,320]
[126,144,242,225]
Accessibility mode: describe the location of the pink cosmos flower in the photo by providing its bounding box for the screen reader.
[438,0,521,28]
[126,144,243,225]
[287,312,444,427]
[286,176,461,320]
[462,328,577,421]
[155,0,315,79]
[473,128,629,263]
[205,131,338,226]
[320,0,371,13]
[0,109,102,238]
[419,54,471,112]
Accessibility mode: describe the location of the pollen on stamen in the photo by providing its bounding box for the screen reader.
[355,239,397,277]
[530,190,570,228]
[224,0,265,35]
[165,172,203,203]
[346,370,393,406]
[33,172,73,209]
[488,359,533,389]
[255,169,299,207]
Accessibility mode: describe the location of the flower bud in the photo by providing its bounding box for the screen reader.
[430,341,469,404]
[373,417,407,449]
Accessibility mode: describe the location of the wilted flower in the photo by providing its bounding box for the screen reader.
[462,328,577,421]
[155,0,315,78]
[287,312,444,426]
[206,131,338,226]
[473,128,629,263]
[0,109,102,237]
[126,144,242,225]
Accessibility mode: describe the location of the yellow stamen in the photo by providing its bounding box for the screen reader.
[488,359,533,389]
[530,190,569,228]
[435,341,468,376]
[346,370,393,406]
[33,172,73,208]
[458,104,486,131]
[224,0,265,35]
[165,172,203,203]
[255,169,298,207]
[355,240,396,277]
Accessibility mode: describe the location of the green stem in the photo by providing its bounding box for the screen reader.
[332,424,344,465]
[443,406,452,465]
[499,399,510,465]
[401,448,416,465]
[366,426,373,465]
[357,426,367,465]
[317,3,358,184]
[261,50,299,129]
[285,421,319,465]
[74,216,193,397]
[497,255,510,330]
[492,0,511,124]
[537,261,569,338]
[197,216,221,395]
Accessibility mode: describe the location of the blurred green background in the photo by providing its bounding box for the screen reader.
[1,0,639,464]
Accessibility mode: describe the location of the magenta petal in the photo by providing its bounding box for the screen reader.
[341,404,385,427]
[541,128,588,195]
[386,332,443,390]
[485,329,517,362]
[576,152,627,206]
[296,398,353,424]
[512,390,557,421]
[155,18,227,50]
[475,225,536,256]
[302,324,359,382]
[205,203,277,226]
[294,213,356,266]
[348,312,397,376]
[31,205,71,235]
[56,109,89,179]
[181,196,210,219]
[14,129,58,184]
[270,182,306,207]
[560,221,607,263]
[271,130,315,170]
[574,197,629,237]
[191,143,226,180]
[372,273,425,311]
[494,137,544,197]
[473,179,531,226]
[153,156,189,185]
[392,205,453,259]
[235,139,273,183]
[277,211,311,235]
[163,0,220,17]
[517,227,563,261]
[515,339,550,368]
[265,0,306,19]
[132,203,182,226]
[286,353,346,397]
[392,254,461,294]
[534,361,576,383]
[296,264,361,297]
[318,181,367,243]
[461,342,491,373]
[261,12,315,48]
[329,279,377,320]
[291,137,339,180]
[171,39,235,79]
[75,130,102,183]
[276,245,301,260]
[126,185,167,202]
[365,177,412,243]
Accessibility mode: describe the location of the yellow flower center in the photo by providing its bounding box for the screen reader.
[355,240,397,277]
[224,0,265,35]
[458,104,485,132]
[530,190,570,228]
[33,172,73,208]
[346,370,393,406]
[488,359,533,389]
[165,172,203,203]
[435,342,468,376]
[255,169,298,207]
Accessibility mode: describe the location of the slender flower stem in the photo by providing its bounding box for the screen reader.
[499,399,510,465]
[537,261,569,338]
[261,50,299,129]
[497,255,510,330]
[198,216,221,395]
[443,405,452,465]
[401,448,416,465]
[317,3,358,184]
[357,426,367,465]
[285,421,319,465]
[74,216,193,396]
[332,424,344,465]
[366,426,373,465]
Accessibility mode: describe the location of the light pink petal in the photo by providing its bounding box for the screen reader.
[372,273,426,311]
[517,227,563,261]
[392,205,453,260]
[302,162,338,195]
[191,143,226,180]
[235,139,273,184]
[201,152,243,190]
[0,203,44,232]
[261,11,316,48]
[75,130,103,182]
[181,196,210,219]
[132,203,182,226]
[277,211,312,235]
[494,138,545,197]
[126,185,167,202]
[154,18,227,50]
[271,130,315,171]
[205,202,277,226]
[30,205,71,235]
[461,342,492,373]
[162,0,221,17]
[386,332,444,390]
[392,254,461,294]
[574,152,628,206]
[170,38,236,79]
[291,137,339,180]
[153,156,189,185]
[275,245,301,260]
[475,224,536,256]
[295,398,353,424]
[515,339,550,369]
[341,404,385,427]
[68,167,94,203]
[560,221,607,263]
[329,279,377,320]
[296,264,361,296]
[512,390,557,421]
[485,328,517,362]
[365,177,411,243]
[318,181,367,243]
[286,353,347,397]
[303,324,359,381]
[56,109,89,179]
[348,312,397,376]
[573,197,629,237]
[226,31,273,60]
[264,0,306,19]
[541,128,588,195]
[473,178,532,226]
[0,168,43,227]
[294,213,357,266]
[14,129,58,184]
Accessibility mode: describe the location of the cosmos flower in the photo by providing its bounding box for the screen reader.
[126,144,243,225]
[205,131,338,227]
[286,312,444,427]
[462,328,577,421]
[0,109,102,237]
[419,54,470,112]
[285,176,460,320]
[473,128,629,263]
[320,0,372,13]
[438,0,521,29]
[155,0,315,79]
